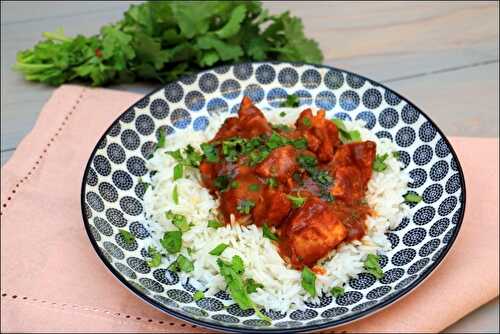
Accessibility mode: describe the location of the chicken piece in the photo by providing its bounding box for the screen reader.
[238,96,273,138]
[282,197,347,268]
[199,160,217,191]
[218,174,263,224]
[329,141,376,203]
[211,96,272,141]
[252,188,292,227]
[296,109,340,162]
[255,145,299,183]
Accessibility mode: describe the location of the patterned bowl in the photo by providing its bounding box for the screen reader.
[81,62,466,332]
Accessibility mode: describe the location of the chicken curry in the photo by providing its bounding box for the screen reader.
[199,96,376,270]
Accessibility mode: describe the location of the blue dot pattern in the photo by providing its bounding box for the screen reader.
[83,62,465,332]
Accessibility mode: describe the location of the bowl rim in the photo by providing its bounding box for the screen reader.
[80,61,467,333]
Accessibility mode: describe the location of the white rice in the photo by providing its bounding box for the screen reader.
[141,108,410,312]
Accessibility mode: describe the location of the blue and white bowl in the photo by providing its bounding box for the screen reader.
[81,62,466,332]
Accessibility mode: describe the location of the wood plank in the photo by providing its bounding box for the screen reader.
[1,1,498,154]
[0,1,139,24]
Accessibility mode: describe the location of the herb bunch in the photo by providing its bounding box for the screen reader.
[14,1,323,86]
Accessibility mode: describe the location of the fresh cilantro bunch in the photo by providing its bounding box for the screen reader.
[13,1,323,86]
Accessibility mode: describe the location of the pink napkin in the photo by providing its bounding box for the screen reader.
[1,85,498,333]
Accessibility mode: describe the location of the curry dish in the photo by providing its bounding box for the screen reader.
[199,96,377,270]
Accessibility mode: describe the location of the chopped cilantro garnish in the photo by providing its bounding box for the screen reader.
[184,145,202,167]
[292,172,304,186]
[297,155,317,169]
[248,183,260,192]
[302,117,312,127]
[166,211,190,232]
[208,219,224,229]
[331,118,361,142]
[173,163,183,180]
[209,243,229,256]
[392,151,401,159]
[193,291,205,301]
[287,194,306,208]
[404,192,422,204]
[373,153,389,172]
[281,94,300,108]
[272,124,292,132]
[147,246,162,268]
[216,256,270,322]
[301,266,316,297]
[156,128,166,150]
[279,111,287,117]
[201,143,219,163]
[172,185,179,204]
[214,175,230,192]
[330,286,344,297]
[246,278,264,293]
[266,177,278,188]
[262,223,279,242]
[237,199,255,214]
[160,230,182,254]
[119,229,135,245]
[231,180,240,189]
[266,132,288,150]
[290,137,308,149]
[167,149,183,162]
[169,254,194,273]
[364,254,384,279]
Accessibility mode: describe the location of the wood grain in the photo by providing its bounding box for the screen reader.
[0,2,498,331]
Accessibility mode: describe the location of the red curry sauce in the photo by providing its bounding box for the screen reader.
[199,96,376,270]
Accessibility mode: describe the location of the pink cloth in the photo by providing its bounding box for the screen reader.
[1,85,498,333]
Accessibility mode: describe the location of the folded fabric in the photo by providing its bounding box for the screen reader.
[1,85,498,333]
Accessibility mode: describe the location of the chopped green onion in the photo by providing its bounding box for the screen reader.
[156,128,166,150]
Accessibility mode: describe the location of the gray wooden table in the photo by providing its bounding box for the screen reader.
[1,1,498,332]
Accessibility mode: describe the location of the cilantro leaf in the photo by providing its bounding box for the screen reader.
[364,254,384,279]
[301,266,317,297]
[209,243,229,256]
[200,143,219,163]
[166,211,190,232]
[147,246,162,268]
[373,153,389,172]
[236,199,255,214]
[193,290,205,301]
[160,230,182,254]
[208,219,224,229]
[404,192,422,204]
[287,194,306,208]
[246,278,264,293]
[330,286,344,297]
[14,2,323,87]
[262,223,279,242]
[173,164,183,180]
[266,177,278,188]
[281,94,300,108]
[119,229,135,245]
